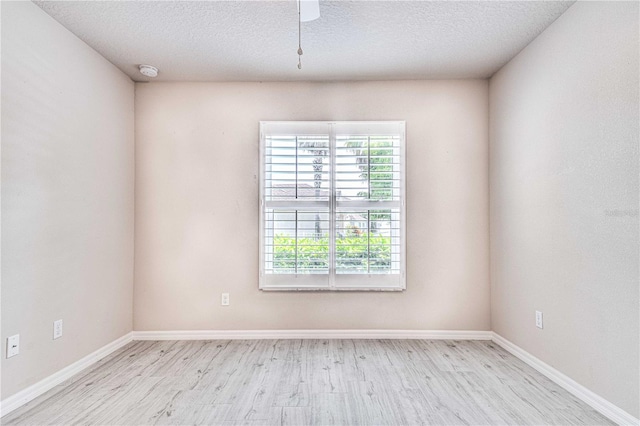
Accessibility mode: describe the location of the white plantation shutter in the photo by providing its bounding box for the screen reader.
[260,121,406,291]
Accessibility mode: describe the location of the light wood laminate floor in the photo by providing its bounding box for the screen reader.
[2,339,612,425]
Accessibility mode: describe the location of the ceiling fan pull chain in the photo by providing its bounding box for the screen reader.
[297,0,303,69]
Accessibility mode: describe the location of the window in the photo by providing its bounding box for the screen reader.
[259,121,406,291]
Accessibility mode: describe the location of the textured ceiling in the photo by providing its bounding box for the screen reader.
[34,1,574,82]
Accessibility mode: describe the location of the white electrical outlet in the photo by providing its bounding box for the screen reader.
[535,311,543,329]
[6,334,20,358]
[53,319,63,339]
[221,293,230,306]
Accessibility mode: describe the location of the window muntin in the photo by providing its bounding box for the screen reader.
[260,121,405,291]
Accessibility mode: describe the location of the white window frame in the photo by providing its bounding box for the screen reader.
[259,121,406,291]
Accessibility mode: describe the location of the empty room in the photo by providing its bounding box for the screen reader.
[1,0,638,425]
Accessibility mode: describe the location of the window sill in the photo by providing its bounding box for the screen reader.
[259,285,406,292]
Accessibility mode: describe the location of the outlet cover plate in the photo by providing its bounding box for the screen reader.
[535,311,543,329]
[7,334,19,358]
[53,319,63,339]
[221,293,230,306]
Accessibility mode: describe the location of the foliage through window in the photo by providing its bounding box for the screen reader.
[260,122,405,290]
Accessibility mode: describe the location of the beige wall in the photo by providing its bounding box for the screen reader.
[134,80,490,331]
[490,1,639,418]
[1,1,134,399]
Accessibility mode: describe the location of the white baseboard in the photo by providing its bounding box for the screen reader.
[0,332,133,418]
[133,329,493,341]
[491,332,639,426]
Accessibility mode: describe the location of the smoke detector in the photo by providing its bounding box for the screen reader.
[139,65,158,78]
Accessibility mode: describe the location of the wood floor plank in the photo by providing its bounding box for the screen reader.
[1,339,614,426]
[281,406,311,426]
